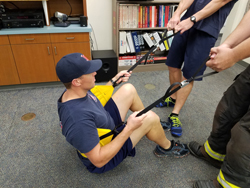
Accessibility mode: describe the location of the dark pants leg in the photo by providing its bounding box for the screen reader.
[218,114,250,187]
[208,65,250,154]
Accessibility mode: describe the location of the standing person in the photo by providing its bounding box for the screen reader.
[156,0,237,137]
[189,9,250,188]
[56,53,189,174]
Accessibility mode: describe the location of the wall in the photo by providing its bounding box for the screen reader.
[87,0,113,51]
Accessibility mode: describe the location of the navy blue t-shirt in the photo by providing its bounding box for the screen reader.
[182,0,238,38]
[57,91,115,154]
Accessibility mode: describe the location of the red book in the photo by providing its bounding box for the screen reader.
[155,7,157,27]
[149,6,152,27]
[165,6,169,26]
[145,6,148,28]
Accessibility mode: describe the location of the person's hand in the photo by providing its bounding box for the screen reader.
[113,70,132,84]
[126,111,147,131]
[167,14,180,31]
[207,44,236,72]
[174,18,194,34]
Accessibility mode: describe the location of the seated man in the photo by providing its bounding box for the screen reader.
[56,53,189,173]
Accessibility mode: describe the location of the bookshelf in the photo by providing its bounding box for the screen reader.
[112,0,180,72]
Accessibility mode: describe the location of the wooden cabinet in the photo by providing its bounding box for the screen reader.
[7,33,91,84]
[0,36,20,85]
[0,0,91,86]
[52,42,91,63]
[11,43,57,84]
[50,33,91,63]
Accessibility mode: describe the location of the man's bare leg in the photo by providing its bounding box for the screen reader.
[168,66,194,114]
[172,77,194,114]
[112,83,144,122]
[112,83,171,149]
[168,66,182,100]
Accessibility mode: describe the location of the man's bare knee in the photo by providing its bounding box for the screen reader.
[144,111,160,129]
[119,83,136,96]
[168,66,180,73]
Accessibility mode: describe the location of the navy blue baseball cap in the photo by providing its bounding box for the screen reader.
[56,53,102,83]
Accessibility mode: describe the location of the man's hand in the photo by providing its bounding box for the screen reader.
[167,14,180,31]
[113,70,132,84]
[207,44,236,72]
[126,111,147,132]
[175,18,194,34]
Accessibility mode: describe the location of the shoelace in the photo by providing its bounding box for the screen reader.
[170,116,182,127]
[165,97,175,107]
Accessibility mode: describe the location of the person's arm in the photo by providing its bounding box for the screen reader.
[106,70,132,86]
[176,0,233,34]
[207,10,250,72]
[167,0,194,30]
[85,112,147,168]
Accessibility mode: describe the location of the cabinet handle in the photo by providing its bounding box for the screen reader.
[54,47,57,55]
[47,47,50,55]
[66,37,75,40]
[25,38,35,41]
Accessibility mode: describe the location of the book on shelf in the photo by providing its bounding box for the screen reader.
[126,31,135,53]
[131,31,141,53]
[119,31,127,54]
[119,4,139,28]
[119,3,178,29]
[119,56,136,66]
[153,31,165,51]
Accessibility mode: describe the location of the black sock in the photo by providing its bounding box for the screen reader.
[170,97,176,103]
[170,113,178,117]
[160,140,174,151]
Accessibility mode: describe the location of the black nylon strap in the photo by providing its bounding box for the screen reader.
[113,31,180,87]
[99,56,218,140]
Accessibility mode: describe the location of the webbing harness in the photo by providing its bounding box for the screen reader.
[100,31,218,141]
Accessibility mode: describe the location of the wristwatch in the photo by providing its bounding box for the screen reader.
[190,15,196,23]
[110,79,116,87]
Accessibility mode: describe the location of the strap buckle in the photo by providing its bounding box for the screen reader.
[180,80,190,88]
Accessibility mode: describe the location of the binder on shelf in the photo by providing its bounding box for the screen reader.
[159,31,169,51]
[167,30,174,46]
[119,31,127,54]
[131,31,140,53]
[138,31,145,51]
[126,31,135,53]
[153,32,165,51]
[126,38,131,53]
[142,32,154,48]
[149,33,157,45]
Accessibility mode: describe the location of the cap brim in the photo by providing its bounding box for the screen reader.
[85,59,102,74]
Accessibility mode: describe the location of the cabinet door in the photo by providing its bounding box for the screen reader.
[52,42,91,63]
[11,44,57,84]
[0,45,20,86]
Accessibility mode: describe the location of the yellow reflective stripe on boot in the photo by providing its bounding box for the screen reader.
[204,140,225,162]
[217,170,240,188]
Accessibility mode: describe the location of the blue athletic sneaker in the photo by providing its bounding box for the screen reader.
[156,97,175,107]
[160,120,171,131]
[153,140,190,158]
[169,115,182,137]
